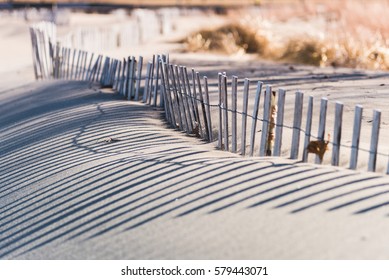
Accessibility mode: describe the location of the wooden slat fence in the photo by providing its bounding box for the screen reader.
[30,22,389,175]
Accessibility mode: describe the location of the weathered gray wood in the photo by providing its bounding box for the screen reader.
[158,60,171,124]
[273,89,286,157]
[148,55,156,104]
[169,64,184,130]
[95,55,103,82]
[368,110,381,172]
[153,55,160,107]
[74,49,82,80]
[182,67,196,132]
[331,102,344,166]
[113,60,121,90]
[259,85,272,156]
[143,62,152,103]
[222,75,229,150]
[196,72,210,140]
[249,81,263,157]
[241,78,250,155]
[174,65,189,132]
[191,68,203,138]
[290,91,304,159]
[85,52,94,81]
[315,98,328,164]
[231,76,238,153]
[179,66,194,133]
[218,73,223,150]
[349,105,363,170]
[164,62,176,127]
[203,76,213,142]
[135,56,143,101]
[302,95,314,162]
[127,57,134,100]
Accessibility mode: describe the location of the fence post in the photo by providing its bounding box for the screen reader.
[218,73,223,150]
[183,67,196,132]
[162,62,176,126]
[153,55,160,107]
[349,105,363,170]
[169,64,184,130]
[222,75,229,151]
[203,76,213,142]
[158,60,171,124]
[196,72,209,141]
[302,95,314,162]
[173,65,189,132]
[135,56,143,101]
[368,110,381,172]
[315,98,328,164]
[331,102,344,166]
[273,89,286,157]
[231,76,238,153]
[241,78,250,155]
[180,66,194,133]
[249,81,263,157]
[148,55,156,104]
[143,62,152,103]
[192,69,203,138]
[259,85,272,156]
[290,91,304,159]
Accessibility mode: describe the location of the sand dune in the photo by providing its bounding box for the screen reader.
[1,10,389,260]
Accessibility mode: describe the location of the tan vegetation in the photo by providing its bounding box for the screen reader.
[182,0,389,70]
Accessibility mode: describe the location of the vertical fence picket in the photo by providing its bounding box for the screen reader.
[153,55,160,107]
[331,102,344,166]
[143,62,151,103]
[368,110,381,172]
[259,85,272,156]
[183,67,196,132]
[315,98,328,164]
[350,105,363,170]
[169,64,184,130]
[249,81,263,157]
[241,78,250,155]
[173,65,189,132]
[148,55,155,104]
[180,66,194,133]
[191,69,203,138]
[196,72,209,141]
[302,96,314,162]
[290,91,304,160]
[231,76,238,153]
[273,89,286,157]
[218,73,223,149]
[203,76,213,142]
[135,56,143,101]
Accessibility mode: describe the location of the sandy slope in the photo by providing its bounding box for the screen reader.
[1,10,389,260]
[1,80,389,260]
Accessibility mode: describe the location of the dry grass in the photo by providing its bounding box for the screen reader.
[183,23,269,55]
[182,0,389,70]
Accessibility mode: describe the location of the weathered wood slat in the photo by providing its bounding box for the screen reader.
[331,102,344,166]
[241,78,250,155]
[231,76,238,153]
[222,75,229,151]
[169,64,184,130]
[290,91,304,159]
[249,81,263,157]
[135,56,143,101]
[148,55,156,105]
[174,65,189,132]
[153,55,160,107]
[143,62,152,103]
[192,69,203,138]
[368,110,381,172]
[179,66,194,133]
[315,98,328,164]
[259,85,272,156]
[302,95,314,162]
[203,76,213,142]
[196,72,210,140]
[273,89,286,157]
[218,73,223,150]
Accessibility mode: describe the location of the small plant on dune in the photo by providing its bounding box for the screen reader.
[183,23,269,55]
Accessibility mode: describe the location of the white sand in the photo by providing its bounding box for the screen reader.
[1,10,389,260]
